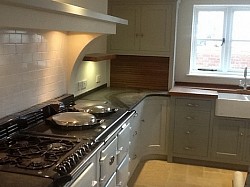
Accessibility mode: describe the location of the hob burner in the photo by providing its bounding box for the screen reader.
[0,135,76,170]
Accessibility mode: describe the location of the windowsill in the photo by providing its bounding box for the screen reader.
[188,72,244,79]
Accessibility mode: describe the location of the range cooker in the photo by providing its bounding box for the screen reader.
[0,94,130,187]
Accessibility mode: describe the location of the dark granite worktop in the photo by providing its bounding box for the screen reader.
[76,87,169,110]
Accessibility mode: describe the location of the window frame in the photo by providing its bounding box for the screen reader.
[190,5,250,76]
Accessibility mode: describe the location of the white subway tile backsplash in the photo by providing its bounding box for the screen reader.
[3,44,16,54]
[22,53,33,63]
[0,34,10,43]
[10,34,22,44]
[0,29,67,118]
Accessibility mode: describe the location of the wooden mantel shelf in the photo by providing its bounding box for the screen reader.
[83,53,116,61]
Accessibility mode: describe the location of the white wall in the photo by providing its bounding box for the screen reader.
[68,35,109,96]
[175,0,250,85]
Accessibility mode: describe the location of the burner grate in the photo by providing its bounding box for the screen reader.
[0,135,76,170]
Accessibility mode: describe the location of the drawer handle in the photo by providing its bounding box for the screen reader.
[185,116,194,120]
[187,103,199,107]
[132,154,137,160]
[186,131,191,134]
[133,131,138,136]
[184,146,193,150]
[109,156,115,166]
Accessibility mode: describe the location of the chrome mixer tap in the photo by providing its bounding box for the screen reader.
[239,67,250,90]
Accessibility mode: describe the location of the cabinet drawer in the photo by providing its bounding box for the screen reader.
[173,125,209,157]
[175,98,212,111]
[175,111,210,126]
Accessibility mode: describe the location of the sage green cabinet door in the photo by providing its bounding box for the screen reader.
[109,5,140,51]
[140,96,168,156]
[108,4,174,56]
[211,118,245,162]
[129,101,144,176]
[243,125,250,162]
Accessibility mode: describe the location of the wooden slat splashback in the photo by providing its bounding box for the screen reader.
[110,55,169,90]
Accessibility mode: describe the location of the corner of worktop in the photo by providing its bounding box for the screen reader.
[169,86,219,99]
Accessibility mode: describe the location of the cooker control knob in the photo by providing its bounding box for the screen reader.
[84,144,91,152]
[69,155,77,165]
[63,161,71,171]
[57,165,67,175]
[80,146,87,154]
[76,149,84,158]
[72,153,80,163]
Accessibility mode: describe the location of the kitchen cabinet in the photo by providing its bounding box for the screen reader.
[140,96,169,155]
[108,3,174,56]
[211,117,246,162]
[244,124,250,162]
[170,97,212,159]
[129,101,144,176]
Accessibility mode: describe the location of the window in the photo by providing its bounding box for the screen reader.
[190,5,250,75]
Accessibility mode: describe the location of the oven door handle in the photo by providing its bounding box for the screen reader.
[52,174,72,187]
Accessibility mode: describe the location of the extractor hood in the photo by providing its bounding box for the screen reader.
[0,0,128,34]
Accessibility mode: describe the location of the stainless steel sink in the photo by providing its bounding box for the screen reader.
[215,93,250,118]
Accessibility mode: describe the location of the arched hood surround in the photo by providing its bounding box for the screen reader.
[67,34,109,95]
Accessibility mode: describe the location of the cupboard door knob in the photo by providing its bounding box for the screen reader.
[240,132,244,136]
[187,103,199,107]
[186,131,191,134]
[184,146,193,150]
[109,156,115,165]
[133,131,137,136]
[186,116,194,120]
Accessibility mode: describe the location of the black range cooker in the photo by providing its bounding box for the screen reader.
[0,94,129,187]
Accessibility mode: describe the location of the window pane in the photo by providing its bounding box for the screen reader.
[195,40,222,69]
[197,11,224,39]
[230,41,250,69]
[232,11,250,40]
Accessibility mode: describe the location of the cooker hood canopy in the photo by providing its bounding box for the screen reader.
[0,0,128,34]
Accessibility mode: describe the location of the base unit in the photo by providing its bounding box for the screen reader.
[211,117,245,162]
[173,125,209,157]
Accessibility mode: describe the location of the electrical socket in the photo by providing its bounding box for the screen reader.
[77,81,82,91]
[77,80,87,91]
[82,80,87,89]
[96,75,101,83]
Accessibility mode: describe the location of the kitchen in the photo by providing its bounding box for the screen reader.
[0,0,250,187]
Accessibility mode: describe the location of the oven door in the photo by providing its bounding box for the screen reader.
[99,136,118,187]
[116,154,129,187]
[117,121,130,165]
[69,162,98,187]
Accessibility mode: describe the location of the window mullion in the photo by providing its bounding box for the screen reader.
[224,8,234,73]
